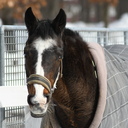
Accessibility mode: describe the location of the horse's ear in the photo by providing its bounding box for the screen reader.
[52,9,66,34]
[24,7,38,35]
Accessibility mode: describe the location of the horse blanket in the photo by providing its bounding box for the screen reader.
[100,45,128,128]
[89,43,128,128]
[25,43,128,128]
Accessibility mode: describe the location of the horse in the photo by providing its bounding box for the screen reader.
[24,7,99,128]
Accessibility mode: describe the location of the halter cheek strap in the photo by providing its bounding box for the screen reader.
[59,59,63,78]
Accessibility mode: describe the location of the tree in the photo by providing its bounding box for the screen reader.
[0,0,62,53]
[40,0,63,20]
[116,0,128,19]
[89,0,118,5]
[79,0,91,23]
[89,0,118,27]
[0,0,61,24]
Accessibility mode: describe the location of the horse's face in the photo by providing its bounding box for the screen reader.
[24,7,66,117]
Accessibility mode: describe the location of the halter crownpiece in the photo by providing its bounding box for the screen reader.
[27,74,51,93]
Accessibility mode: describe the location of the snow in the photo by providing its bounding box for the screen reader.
[109,13,128,28]
[66,21,87,29]
[0,86,28,107]
[66,13,128,28]
[66,13,128,46]
[0,18,2,25]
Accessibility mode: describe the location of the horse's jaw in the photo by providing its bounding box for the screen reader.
[29,103,49,118]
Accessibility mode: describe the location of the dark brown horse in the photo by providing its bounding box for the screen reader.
[24,7,99,128]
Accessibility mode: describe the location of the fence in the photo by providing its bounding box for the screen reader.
[0,25,128,128]
[0,26,27,128]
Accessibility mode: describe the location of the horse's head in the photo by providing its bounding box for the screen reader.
[24,7,66,117]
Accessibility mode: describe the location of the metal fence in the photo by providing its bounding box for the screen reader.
[0,26,27,128]
[76,28,128,46]
[0,25,128,128]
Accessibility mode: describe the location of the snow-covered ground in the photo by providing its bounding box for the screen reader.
[66,13,128,46]
[66,13,128,28]
[109,13,128,28]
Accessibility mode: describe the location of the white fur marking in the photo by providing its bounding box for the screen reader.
[32,38,57,105]
[33,38,57,76]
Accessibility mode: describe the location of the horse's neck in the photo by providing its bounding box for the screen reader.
[52,31,99,128]
[53,78,98,128]
[53,61,98,128]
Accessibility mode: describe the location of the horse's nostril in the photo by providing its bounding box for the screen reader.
[27,95,35,106]
[27,95,39,106]
[34,102,39,107]
[44,94,50,102]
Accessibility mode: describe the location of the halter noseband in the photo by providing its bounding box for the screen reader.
[27,74,51,92]
[27,59,63,93]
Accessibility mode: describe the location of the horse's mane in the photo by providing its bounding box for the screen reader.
[40,29,98,128]
[43,29,97,128]
[29,20,55,40]
[62,28,95,84]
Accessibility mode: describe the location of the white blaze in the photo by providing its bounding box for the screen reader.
[32,38,57,108]
[33,37,56,76]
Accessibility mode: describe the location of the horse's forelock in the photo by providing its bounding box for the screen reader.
[35,20,56,39]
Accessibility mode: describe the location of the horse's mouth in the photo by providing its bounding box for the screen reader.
[29,103,48,118]
[31,112,46,118]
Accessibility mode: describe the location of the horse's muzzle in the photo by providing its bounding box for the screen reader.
[27,74,51,93]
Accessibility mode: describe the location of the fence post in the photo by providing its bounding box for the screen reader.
[103,30,108,46]
[0,26,5,128]
[124,31,128,45]
[97,32,101,45]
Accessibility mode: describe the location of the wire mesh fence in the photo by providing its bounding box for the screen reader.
[3,106,25,128]
[0,25,128,128]
[0,26,27,128]
[76,28,128,46]
[4,28,27,87]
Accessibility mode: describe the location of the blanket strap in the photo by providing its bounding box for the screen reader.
[92,60,98,79]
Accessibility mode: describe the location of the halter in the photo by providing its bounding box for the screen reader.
[27,74,51,92]
[59,58,63,78]
[27,59,63,93]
